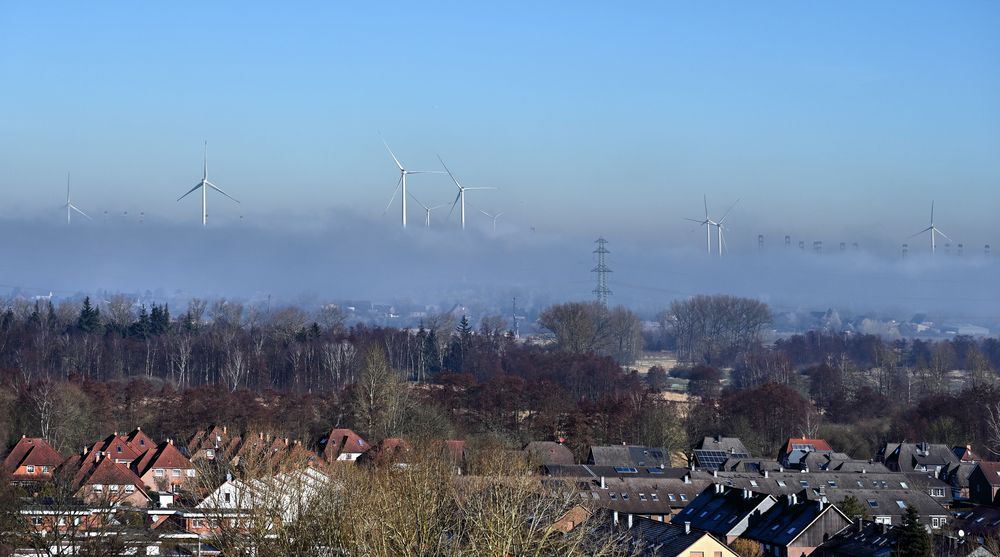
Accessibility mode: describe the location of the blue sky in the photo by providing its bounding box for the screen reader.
[1,2,998,249]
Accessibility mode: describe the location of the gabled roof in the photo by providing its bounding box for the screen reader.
[588,445,670,468]
[319,429,369,461]
[125,427,156,452]
[954,445,981,462]
[672,485,776,537]
[743,493,849,547]
[973,461,1000,487]
[783,437,834,456]
[89,433,145,463]
[628,516,735,556]
[81,456,147,492]
[3,437,64,473]
[134,441,194,476]
[523,441,574,465]
[817,519,898,556]
[883,442,960,470]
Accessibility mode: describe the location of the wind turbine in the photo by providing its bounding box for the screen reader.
[438,155,496,230]
[408,193,449,227]
[480,209,503,234]
[686,196,738,255]
[381,136,443,229]
[177,142,239,226]
[909,201,950,254]
[64,173,91,224]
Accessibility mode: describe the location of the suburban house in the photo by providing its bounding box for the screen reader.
[66,452,150,507]
[879,442,959,475]
[814,519,898,557]
[588,445,672,468]
[133,440,197,492]
[740,493,851,557]
[544,464,710,519]
[318,428,369,462]
[3,436,63,483]
[671,484,777,543]
[125,427,156,453]
[196,466,330,525]
[523,441,574,465]
[186,425,239,462]
[781,438,835,469]
[693,436,752,470]
[969,461,1000,505]
[625,516,739,557]
[88,433,145,466]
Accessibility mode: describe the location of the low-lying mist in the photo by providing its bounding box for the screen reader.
[1,213,998,326]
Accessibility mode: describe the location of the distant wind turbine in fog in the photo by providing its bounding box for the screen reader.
[64,173,91,224]
[177,142,239,227]
[438,155,496,230]
[409,193,449,227]
[909,201,950,254]
[686,196,739,256]
[480,209,503,234]
[381,135,443,229]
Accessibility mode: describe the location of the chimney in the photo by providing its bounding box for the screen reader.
[880,522,888,534]
[763,470,769,478]
[21,434,26,439]
[223,425,227,435]
[789,493,797,506]
[817,499,824,511]
[715,434,722,443]
[743,489,751,499]
[137,426,141,431]
[627,513,633,529]
[712,470,718,478]
[168,439,174,445]
[600,476,606,489]
[685,521,691,534]
[613,511,619,526]
[779,466,783,473]
[684,474,691,485]
[855,516,863,533]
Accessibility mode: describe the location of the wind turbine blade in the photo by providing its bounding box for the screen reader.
[447,190,462,219]
[703,195,709,220]
[383,177,402,214]
[66,173,71,203]
[936,228,952,241]
[380,135,405,171]
[718,198,741,224]
[437,155,462,189]
[684,218,707,224]
[430,204,450,210]
[908,226,933,239]
[930,201,935,224]
[206,181,240,203]
[177,182,203,202]
[407,190,429,211]
[405,170,446,174]
[463,187,496,191]
[71,205,92,220]
[495,212,503,218]
[479,209,492,217]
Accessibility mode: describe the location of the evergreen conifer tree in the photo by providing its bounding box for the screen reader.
[77,296,101,333]
[895,505,933,557]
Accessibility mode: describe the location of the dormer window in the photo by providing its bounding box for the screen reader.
[116,445,123,453]
[26,465,35,473]
[139,440,145,446]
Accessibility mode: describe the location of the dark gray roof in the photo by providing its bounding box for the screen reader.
[542,464,691,481]
[743,494,850,547]
[671,485,775,538]
[953,505,1000,537]
[523,441,574,465]
[882,442,960,472]
[816,520,898,557]
[626,516,730,556]
[588,445,670,468]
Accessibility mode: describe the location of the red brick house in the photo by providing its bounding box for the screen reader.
[3,436,64,483]
[66,452,150,507]
[125,427,156,453]
[133,440,197,492]
[88,433,145,466]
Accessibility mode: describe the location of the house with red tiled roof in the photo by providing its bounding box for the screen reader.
[133,440,197,492]
[318,429,370,462]
[186,425,236,462]
[63,451,149,507]
[88,433,145,466]
[125,427,156,453]
[357,438,412,467]
[3,436,64,482]
[780,437,834,468]
[970,461,1000,505]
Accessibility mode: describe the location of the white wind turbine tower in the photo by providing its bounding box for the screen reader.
[438,155,496,230]
[382,136,443,229]
[713,198,740,257]
[909,201,950,254]
[408,193,449,227]
[64,173,91,224]
[480,209,503,234]
[177,141,239,226]
[685,195,717,254]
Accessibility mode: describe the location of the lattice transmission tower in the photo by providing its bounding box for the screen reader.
[592,237,612,306]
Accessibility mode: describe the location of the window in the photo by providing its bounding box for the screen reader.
[93,484,103,492]
[172,469,181,477]
[116,445,123,453]
[875,516,891,525]
[613,466,638,474]
[651,493,659,502]
[770,524,781,531]
[899,482,909,489]
[639,493,647,501]
[857,480,864,488]
[786,527,797,535]
[26,465,34,473]
[125,485,135,493]
[32,517,43,526]
[777,480,786,487]
[206,449,215,458]
[42,466,49,474]
[750,480,758,487]
[931,517,941,528]
[154,468,164,477]
[827,480,838,488]
[187,469,196,477]
[109,484,119,492]
[931,488,945,497]
[609,493,617,500]
[680,494,687,501]
[799,480,809,488]
[867,499,879,508]
[224,492,232,503]
[668,494,676,501]
[714,513,723,521]
[192,519,203,528]
[690,552,705,557]
[699,511,709,518]
[621,493,629,500]
[896,500,906,509]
